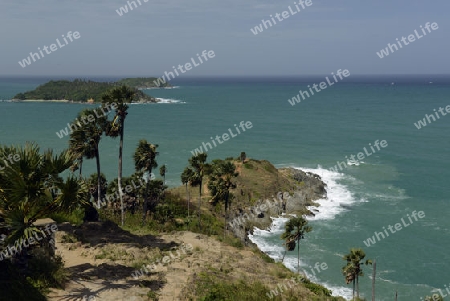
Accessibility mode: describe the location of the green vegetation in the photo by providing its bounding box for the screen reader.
[50,207,84,225]
[102,85,136,225]
[193,272,280,301]
[342,248,372,301]
[117,77,171,88]
[0,260,47,301]
[13,79,158,103]
[0,143,85,299]
[186,267,344,301]
[0,97,355,300]
[281,216,312,273]
[26,250,68,293]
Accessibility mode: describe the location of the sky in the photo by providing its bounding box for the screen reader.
[1,0,449,76]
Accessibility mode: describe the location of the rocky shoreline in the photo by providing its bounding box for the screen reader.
[227,167,327,244]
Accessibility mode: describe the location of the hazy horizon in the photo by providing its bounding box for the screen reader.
[1,0,448,76]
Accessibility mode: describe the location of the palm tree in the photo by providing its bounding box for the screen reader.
[73,109,108,219]
[181,167,193,228]
[159,164,167,184]
[133,139,159,224]
[86,172,107,219]
[342,248,372,300]
[0,143,89,252]
[69,127,88,179]
[343,262,357,299]
[187,153,208,229]
[208,160,239,234]
[143,179,167,216]
[280,216,312,275]
[102,85,135,226]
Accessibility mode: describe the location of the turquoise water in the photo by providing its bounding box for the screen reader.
[1,76,449,300]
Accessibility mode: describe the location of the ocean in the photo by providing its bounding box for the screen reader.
[1,75,449,300]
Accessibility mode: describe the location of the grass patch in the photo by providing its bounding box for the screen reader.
[50,207,84,225]
[217,235,244,249]
[244,163,254,169]
[61,233,78,243]
[93,245,130,262]
[191,271,282,301]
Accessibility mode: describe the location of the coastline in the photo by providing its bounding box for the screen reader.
[12,99,74,103]
[10,98,161,104]
[247,165,356,300]
[227,166,326,244]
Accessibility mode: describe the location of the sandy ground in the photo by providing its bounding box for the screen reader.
[46,221,329,301]
[47,222,225,301]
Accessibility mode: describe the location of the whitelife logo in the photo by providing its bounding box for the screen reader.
[376,22,439,59]
[18,31,81,68]
[329,139,388,173]
[153,50,215,87]
[414,105,450,129]
[115,0,149,16]
[0,154,20,171]
[55,103,117,139]
[288,69,350,106]
[363,210,425,247]
[250,0,313,35]
[190,121,253,156]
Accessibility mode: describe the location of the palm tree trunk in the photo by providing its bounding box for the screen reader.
[356,275,359,299]
[224,191,229,237]
[142,170,151,225]
[185,183,190,229]
[118,118,125,226]
[96,148,101,208]
[198,181,202,229]
[297,237,300,275]
[352,279,355,301]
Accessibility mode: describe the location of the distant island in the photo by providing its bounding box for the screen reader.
[13,77,172,103]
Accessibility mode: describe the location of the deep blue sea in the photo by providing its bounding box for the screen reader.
[1,75,449,300]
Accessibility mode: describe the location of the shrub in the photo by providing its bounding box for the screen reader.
[244,163,254,169]
[27,249,68,292]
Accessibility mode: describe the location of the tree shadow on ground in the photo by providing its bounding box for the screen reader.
[58,221,178,250]
[54,262,163,301]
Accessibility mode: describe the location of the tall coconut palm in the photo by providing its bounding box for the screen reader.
[181,167,193,228]
[102,85,135,226]
[342,248,372,300]
[74,109,108,218]
[187,153,208,229]
[343,262,357,299]
[69,125,89,179]
[0,143,89,250]
[280,216,312,275]
[159,164,167,184]
[86,172,107,219]
[133,139,159,224]
[208,159,238,234]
